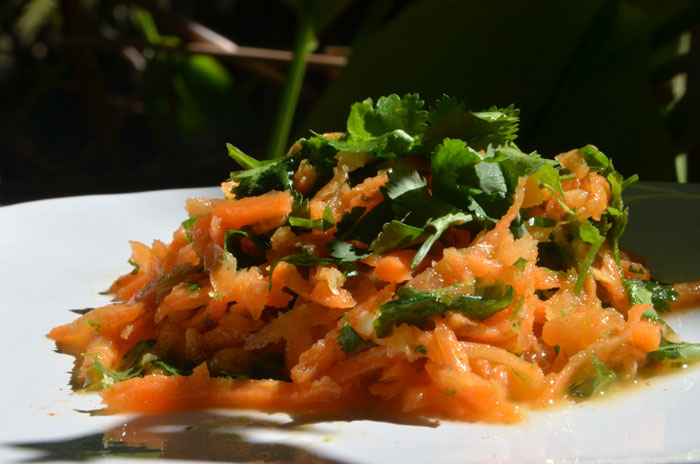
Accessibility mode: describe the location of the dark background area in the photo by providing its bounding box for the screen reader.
[2,0,700,205]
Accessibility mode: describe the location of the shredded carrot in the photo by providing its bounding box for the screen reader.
[48,96,699,424]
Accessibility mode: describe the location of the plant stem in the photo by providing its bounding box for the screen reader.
[266,11,316,158]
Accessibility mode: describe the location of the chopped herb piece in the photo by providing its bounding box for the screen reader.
[224,229,267,269]
[374,281,514,338]
[625,278,678,313]
[648,338,700,363]
[412,212,473,268]
[424,95,519,151]
[229,154,297,199]
[370,220,426,256]
[528,217,557,228]
[570,354,617,398]
[341,263,359,278]
[268,246,334,289]
[535,164,566,198]
[181,217,198,230]
[227,143,264,170]
[578,145,610,171]
[327,240,372,262]
[200,314,215,330]
[150,361,191,376]
[128,258,140,275]
[513,257,529,271]
[84,339,188,389]
[414,344,428,355]
[573,224,607,295]
[337,322,374,355]
[181,216,198,241]
[289,206,335,231]
[347,94,428,141]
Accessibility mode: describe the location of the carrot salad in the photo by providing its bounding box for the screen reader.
[49,94,700,423]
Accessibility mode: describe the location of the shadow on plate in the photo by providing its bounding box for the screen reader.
[8,410,438,463]
[9,411,342,463]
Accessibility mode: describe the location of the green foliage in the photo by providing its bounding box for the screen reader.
[347,94,429,139]
[336,322,374,354]
[327,240,372,262]
[229,154,298,198]
[85,340,189,389]
[227,143,265,170]
[224,230,268,269]
[648,338,700,363]
[425,96,519,150]
[289,206,335,231]
[374,282,514,338]
[625,278,678,313]
[569,354,617,398]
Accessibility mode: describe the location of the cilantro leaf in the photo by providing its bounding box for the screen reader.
[272,250,334,268]
[496,144,556,193]
[571,219,607,295]
[181,216,198,230]
[268,246,334,289]
[569,353,616,398]
[336,322,374,354]
[374,282,514,338]
[128,258,140,276]
[625,278,678,313]
[412,212,473,268]
[528,217,557,228]
[335,202,392,245]
[84,319,101,330]
[85,340,189,389]
[513,257,529,272]
[604,168,637,265]
[576,219,602,244]
[224,230,268,269]
[578,145,610,172]
[335,206,368,237]
[338,165,476,267]
[430,141,546,222]
[535,164,566,199]
[229,156,298,198]
[623,278,677,331]
[648,338,700,363]
[424,95,520,151]
[323,129,415,155]
[429,138,482,210]
[327,240,372,262]
[369,220,426,255]
[296,136,337,195]
[181,217,197,241]
[383,166,454,228]
[227,143,264,169]
[347,94,428,140]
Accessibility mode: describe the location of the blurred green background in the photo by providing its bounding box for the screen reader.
[2,0,699,204]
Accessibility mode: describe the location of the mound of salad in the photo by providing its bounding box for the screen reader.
[49,94,700,422]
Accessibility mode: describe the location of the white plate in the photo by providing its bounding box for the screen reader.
[1,183,699,464]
